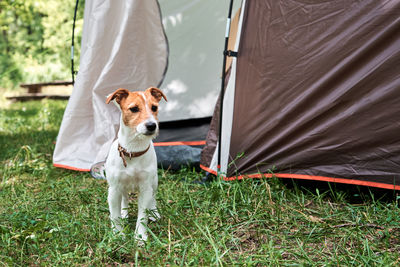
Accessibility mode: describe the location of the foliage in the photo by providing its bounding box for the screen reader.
[1,100,400,265]
[0,0,84,88]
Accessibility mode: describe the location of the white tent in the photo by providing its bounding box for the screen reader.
[53,0,237,171]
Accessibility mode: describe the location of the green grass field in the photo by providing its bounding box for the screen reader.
[1,99,400,266]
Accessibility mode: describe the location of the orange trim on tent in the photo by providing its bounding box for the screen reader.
[53,163,90,172]
[53,141,205,171]
[199,164,215,174]
[199,164,400,191]
[154,140,206,146]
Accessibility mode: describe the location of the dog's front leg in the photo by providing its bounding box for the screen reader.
[108,186,123,232]
[149,179,160,222]
[121,192,129,219]
[135,187,154,242]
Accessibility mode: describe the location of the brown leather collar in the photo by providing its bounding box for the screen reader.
[118,143,150,167]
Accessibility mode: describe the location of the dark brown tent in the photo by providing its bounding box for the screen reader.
[201,0,400,190]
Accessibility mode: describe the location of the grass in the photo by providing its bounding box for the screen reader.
[1,99,400,266]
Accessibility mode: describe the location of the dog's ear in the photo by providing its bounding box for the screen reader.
[146,87,167,102]
[106,88,130,105]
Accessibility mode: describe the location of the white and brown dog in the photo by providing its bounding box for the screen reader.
[105,87,167,242]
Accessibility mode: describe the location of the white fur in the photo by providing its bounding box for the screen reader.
[105,95,160,243]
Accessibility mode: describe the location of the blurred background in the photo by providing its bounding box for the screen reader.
[0,0,84,91]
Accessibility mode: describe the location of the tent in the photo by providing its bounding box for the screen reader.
[54,0,400,190]
[53,0,239,171]
[200,0,400,190]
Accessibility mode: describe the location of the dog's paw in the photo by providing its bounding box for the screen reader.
[121,210,129,219]
[135,232,148,246]
[111,228,126,241]
[148,209,161,222]
[136,239,145,247]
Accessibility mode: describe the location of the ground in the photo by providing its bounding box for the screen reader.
[1,99,400,266]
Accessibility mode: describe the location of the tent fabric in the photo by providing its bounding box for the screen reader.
[155,0,242,169]
[149,0,242,170]
[53,0,168,171]
[53,0,240,171]
[201,0,400,190]
[157,0,238,122]
[155,117,210,170]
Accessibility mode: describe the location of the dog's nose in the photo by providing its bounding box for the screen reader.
[145,122,157,132]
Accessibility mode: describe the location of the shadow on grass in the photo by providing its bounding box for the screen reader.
[0,99,66,161]
[1,106,40,118]
[282,178,399,204]
[0,130,59,161]
[207,173,399,204]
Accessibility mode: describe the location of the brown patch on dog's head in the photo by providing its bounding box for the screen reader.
[143,87,167,121]
[106,88,129,105]
[145,87,167,102]
[106,87,167,132]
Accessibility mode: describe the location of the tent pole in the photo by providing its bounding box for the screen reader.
[71,0,80,85]
[217,0,235,176]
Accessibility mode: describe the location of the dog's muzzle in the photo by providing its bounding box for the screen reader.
[144,122,157,135]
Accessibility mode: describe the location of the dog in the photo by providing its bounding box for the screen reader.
[104,87,167,242]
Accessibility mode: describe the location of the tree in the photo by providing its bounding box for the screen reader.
[0,0,84,89]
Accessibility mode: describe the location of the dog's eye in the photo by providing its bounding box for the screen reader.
[151,105,158,112]
[130,106,139,113]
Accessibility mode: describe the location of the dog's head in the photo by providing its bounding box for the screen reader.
[106,87,167,137]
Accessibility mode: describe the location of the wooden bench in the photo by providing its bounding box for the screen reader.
[20,81,73,94]
[6,80,73,101]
